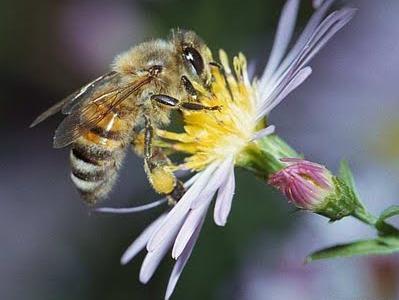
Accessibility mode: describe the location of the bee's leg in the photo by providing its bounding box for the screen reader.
[181,75,197,99]
[150,94,220,111]
[143,116,154,161]
[142,116,185,203]
[180,102,221,111]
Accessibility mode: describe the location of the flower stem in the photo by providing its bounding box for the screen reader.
[353,207,399,236]
[352,208,377,226]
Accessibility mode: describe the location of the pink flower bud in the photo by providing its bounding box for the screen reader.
[268,158,334,210]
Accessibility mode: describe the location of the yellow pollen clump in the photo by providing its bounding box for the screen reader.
[158,50,259,171]
[147,166,176,194]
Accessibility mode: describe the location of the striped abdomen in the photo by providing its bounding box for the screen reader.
[70,112,134,205]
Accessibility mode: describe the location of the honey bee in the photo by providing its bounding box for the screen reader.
[30,29,219,205]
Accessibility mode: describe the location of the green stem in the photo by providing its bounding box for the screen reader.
[353,208,399,236]
[352,208,377,226]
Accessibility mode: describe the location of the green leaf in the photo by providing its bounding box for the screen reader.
[378,205,399,222]
[338,160,358,197]
[375,205,399,236]
[306,236,399,263]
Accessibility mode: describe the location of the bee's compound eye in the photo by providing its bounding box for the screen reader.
[183,47,204,76]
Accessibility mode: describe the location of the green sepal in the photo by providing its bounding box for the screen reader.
[306,235,399,263]
[237,134,300,176]
[315,177,359,222]
[338,160,359,198]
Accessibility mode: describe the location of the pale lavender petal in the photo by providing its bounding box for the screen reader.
[275,8,356,90]
[140,243,170,284]
[251,125,275,141]
[96,198,167,214]
[173,158,234,258]
[257,67,312,120]
[120,213,166,265]
[260,0,300,85]
[272,0,334,83]
[147,163,218,252]
[165,216,205,300]
[263,17,344,110]
[313,0,324,9]
[214,165,235,226]
[183,172,201,188]
[96,175,200,215]
[172,201,210,259]
[297,8,357,69]
[139,216,185,284]
[191,157,234,209]
[258,3,355,113]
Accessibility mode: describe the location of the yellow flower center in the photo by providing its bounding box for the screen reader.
[158,50,261,171]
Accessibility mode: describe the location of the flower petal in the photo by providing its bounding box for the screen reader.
[165,216,205,300]
[287,7,356,79]
[258,4,355,115]
[139,215,184,284]
[96,198,167,214]
[172,201,210,259]
[120,214,167,265]
[214,165,235,226]
[313,0,324,9]
[297,8,357,69]
[173,158,234,259]
[95,175,200,214]
[260,0,300,84]
[139,243,169,284]
[191,156,234,209]
[257,66,312,119]
[146,163,218,252]
[275,0,334,79]
[251,125,275,141]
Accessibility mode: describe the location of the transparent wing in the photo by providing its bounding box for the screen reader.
[30,71,118,128]
[52,76,152,149]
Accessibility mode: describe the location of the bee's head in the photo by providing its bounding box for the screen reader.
[171,29,213,87]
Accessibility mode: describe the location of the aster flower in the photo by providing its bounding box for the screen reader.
[99,1,356,298]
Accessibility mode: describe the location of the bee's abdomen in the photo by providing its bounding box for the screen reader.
[70,132,128,205]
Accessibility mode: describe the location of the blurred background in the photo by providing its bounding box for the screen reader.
[1,0,399,299]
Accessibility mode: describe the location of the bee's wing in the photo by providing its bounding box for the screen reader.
[52,76,153,149]
[30,71,118,128]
